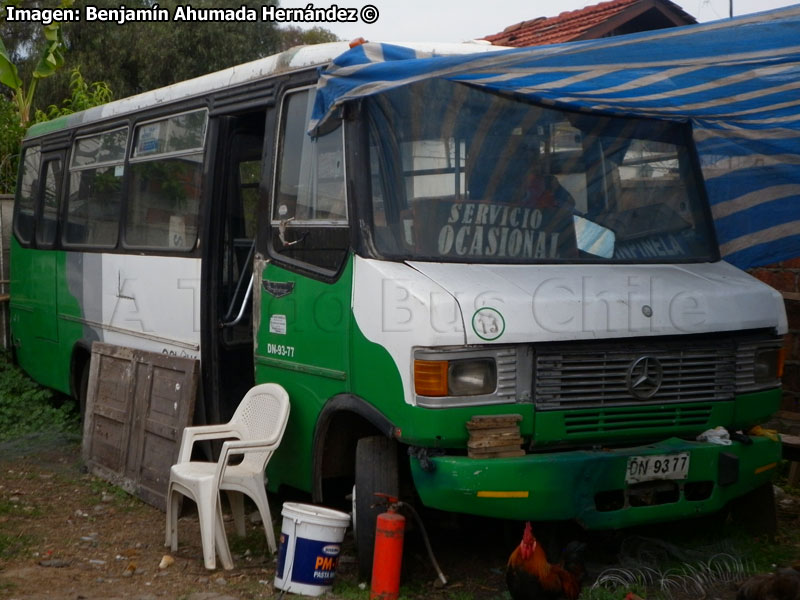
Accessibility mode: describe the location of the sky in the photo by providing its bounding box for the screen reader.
[278,0,800,43]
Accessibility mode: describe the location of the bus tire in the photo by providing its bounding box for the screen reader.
[354,435,398,582]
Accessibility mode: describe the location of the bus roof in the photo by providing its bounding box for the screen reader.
[24,40,502,140]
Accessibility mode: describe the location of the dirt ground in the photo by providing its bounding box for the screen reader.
[0,435,283,600]
[0,434,512,600]
[1,434,800,600]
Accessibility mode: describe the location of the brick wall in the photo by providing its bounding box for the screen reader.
[749,259,800,413]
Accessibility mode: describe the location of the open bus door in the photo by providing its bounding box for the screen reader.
[203,113,264,424]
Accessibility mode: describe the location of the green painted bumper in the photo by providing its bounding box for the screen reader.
[410,435,780,529]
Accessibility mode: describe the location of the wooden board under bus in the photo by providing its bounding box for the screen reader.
[82,342,198,511]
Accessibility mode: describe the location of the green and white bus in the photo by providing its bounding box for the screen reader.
[11,41,787,577]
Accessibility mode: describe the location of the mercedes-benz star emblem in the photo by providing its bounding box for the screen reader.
[626,356,663,399]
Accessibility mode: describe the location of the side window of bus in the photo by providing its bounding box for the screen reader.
[271,89,348,274]
[14,146,41,245]
[126,110,207,251]
[35,157,63,248]
[64,128,127,248]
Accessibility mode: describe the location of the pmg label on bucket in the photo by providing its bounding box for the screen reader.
[292,537,342,585]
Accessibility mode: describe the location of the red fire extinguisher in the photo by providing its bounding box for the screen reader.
[370,494,405,600]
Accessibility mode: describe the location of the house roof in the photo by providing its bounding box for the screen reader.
[482,0,697,47]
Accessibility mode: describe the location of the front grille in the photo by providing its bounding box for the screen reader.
[534,339,737,410]
[564,404,713,435]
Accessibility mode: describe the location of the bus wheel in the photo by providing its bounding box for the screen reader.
[354,435,398,582]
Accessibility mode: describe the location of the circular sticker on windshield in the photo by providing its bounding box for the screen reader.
[472,307,505,341]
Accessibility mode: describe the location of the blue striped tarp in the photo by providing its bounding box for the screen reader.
[312,6,800,269]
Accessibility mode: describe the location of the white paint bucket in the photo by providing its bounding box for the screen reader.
[274,502,351,596]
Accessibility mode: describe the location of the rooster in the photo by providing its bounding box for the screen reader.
[736,564,800,600]
[506,522,586,600]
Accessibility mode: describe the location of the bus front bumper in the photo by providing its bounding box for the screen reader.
[409,436,780,529]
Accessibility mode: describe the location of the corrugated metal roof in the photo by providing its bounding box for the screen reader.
[483,0,696,47]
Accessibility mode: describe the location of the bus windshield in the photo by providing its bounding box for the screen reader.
[363,79,717,263]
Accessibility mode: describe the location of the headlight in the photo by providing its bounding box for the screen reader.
[414,358,497,397]
[754,347,785,383]
[449,359,497,396]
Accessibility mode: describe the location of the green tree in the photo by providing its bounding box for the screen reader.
[0,1,337,192]
[0,0,75,193]
[40,0,285,104]
[37,2,339,109]
[4,1,339,112]
[0,67,112,194]
[34,66,111,121]
[279,25,340,50]
[0,0,72,125]
[0,95,23,193]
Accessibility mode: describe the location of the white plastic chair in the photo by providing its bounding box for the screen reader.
[165,383,290,570]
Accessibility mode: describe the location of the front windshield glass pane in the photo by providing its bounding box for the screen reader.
[365,79,715,263]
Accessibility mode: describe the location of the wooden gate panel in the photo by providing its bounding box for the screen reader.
[83,350,135,476]
[136,361,198,510]
[83,342,198,511]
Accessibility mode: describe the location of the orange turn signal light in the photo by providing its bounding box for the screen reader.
[778,347,786,378]
[414,360,448,396]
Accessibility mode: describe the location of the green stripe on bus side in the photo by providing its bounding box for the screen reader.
[254,355,346,380]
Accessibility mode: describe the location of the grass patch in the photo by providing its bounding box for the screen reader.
[0,353,79,442]
[329,580,368,599]
[333,578,507,600]
[88,478,131,501]
[0,499,17,516]
[736,527,800,571]
[585,507,799,600]
[582,583,649,600]
[0,580,18,595]
[83,479,146,513]
[0,498,41,519]
[332,578,476,600]
[228,527,272,558]
[175,593,207,600]
[0,531,33,559]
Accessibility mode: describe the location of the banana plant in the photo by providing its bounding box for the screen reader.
[0,0,73,125]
